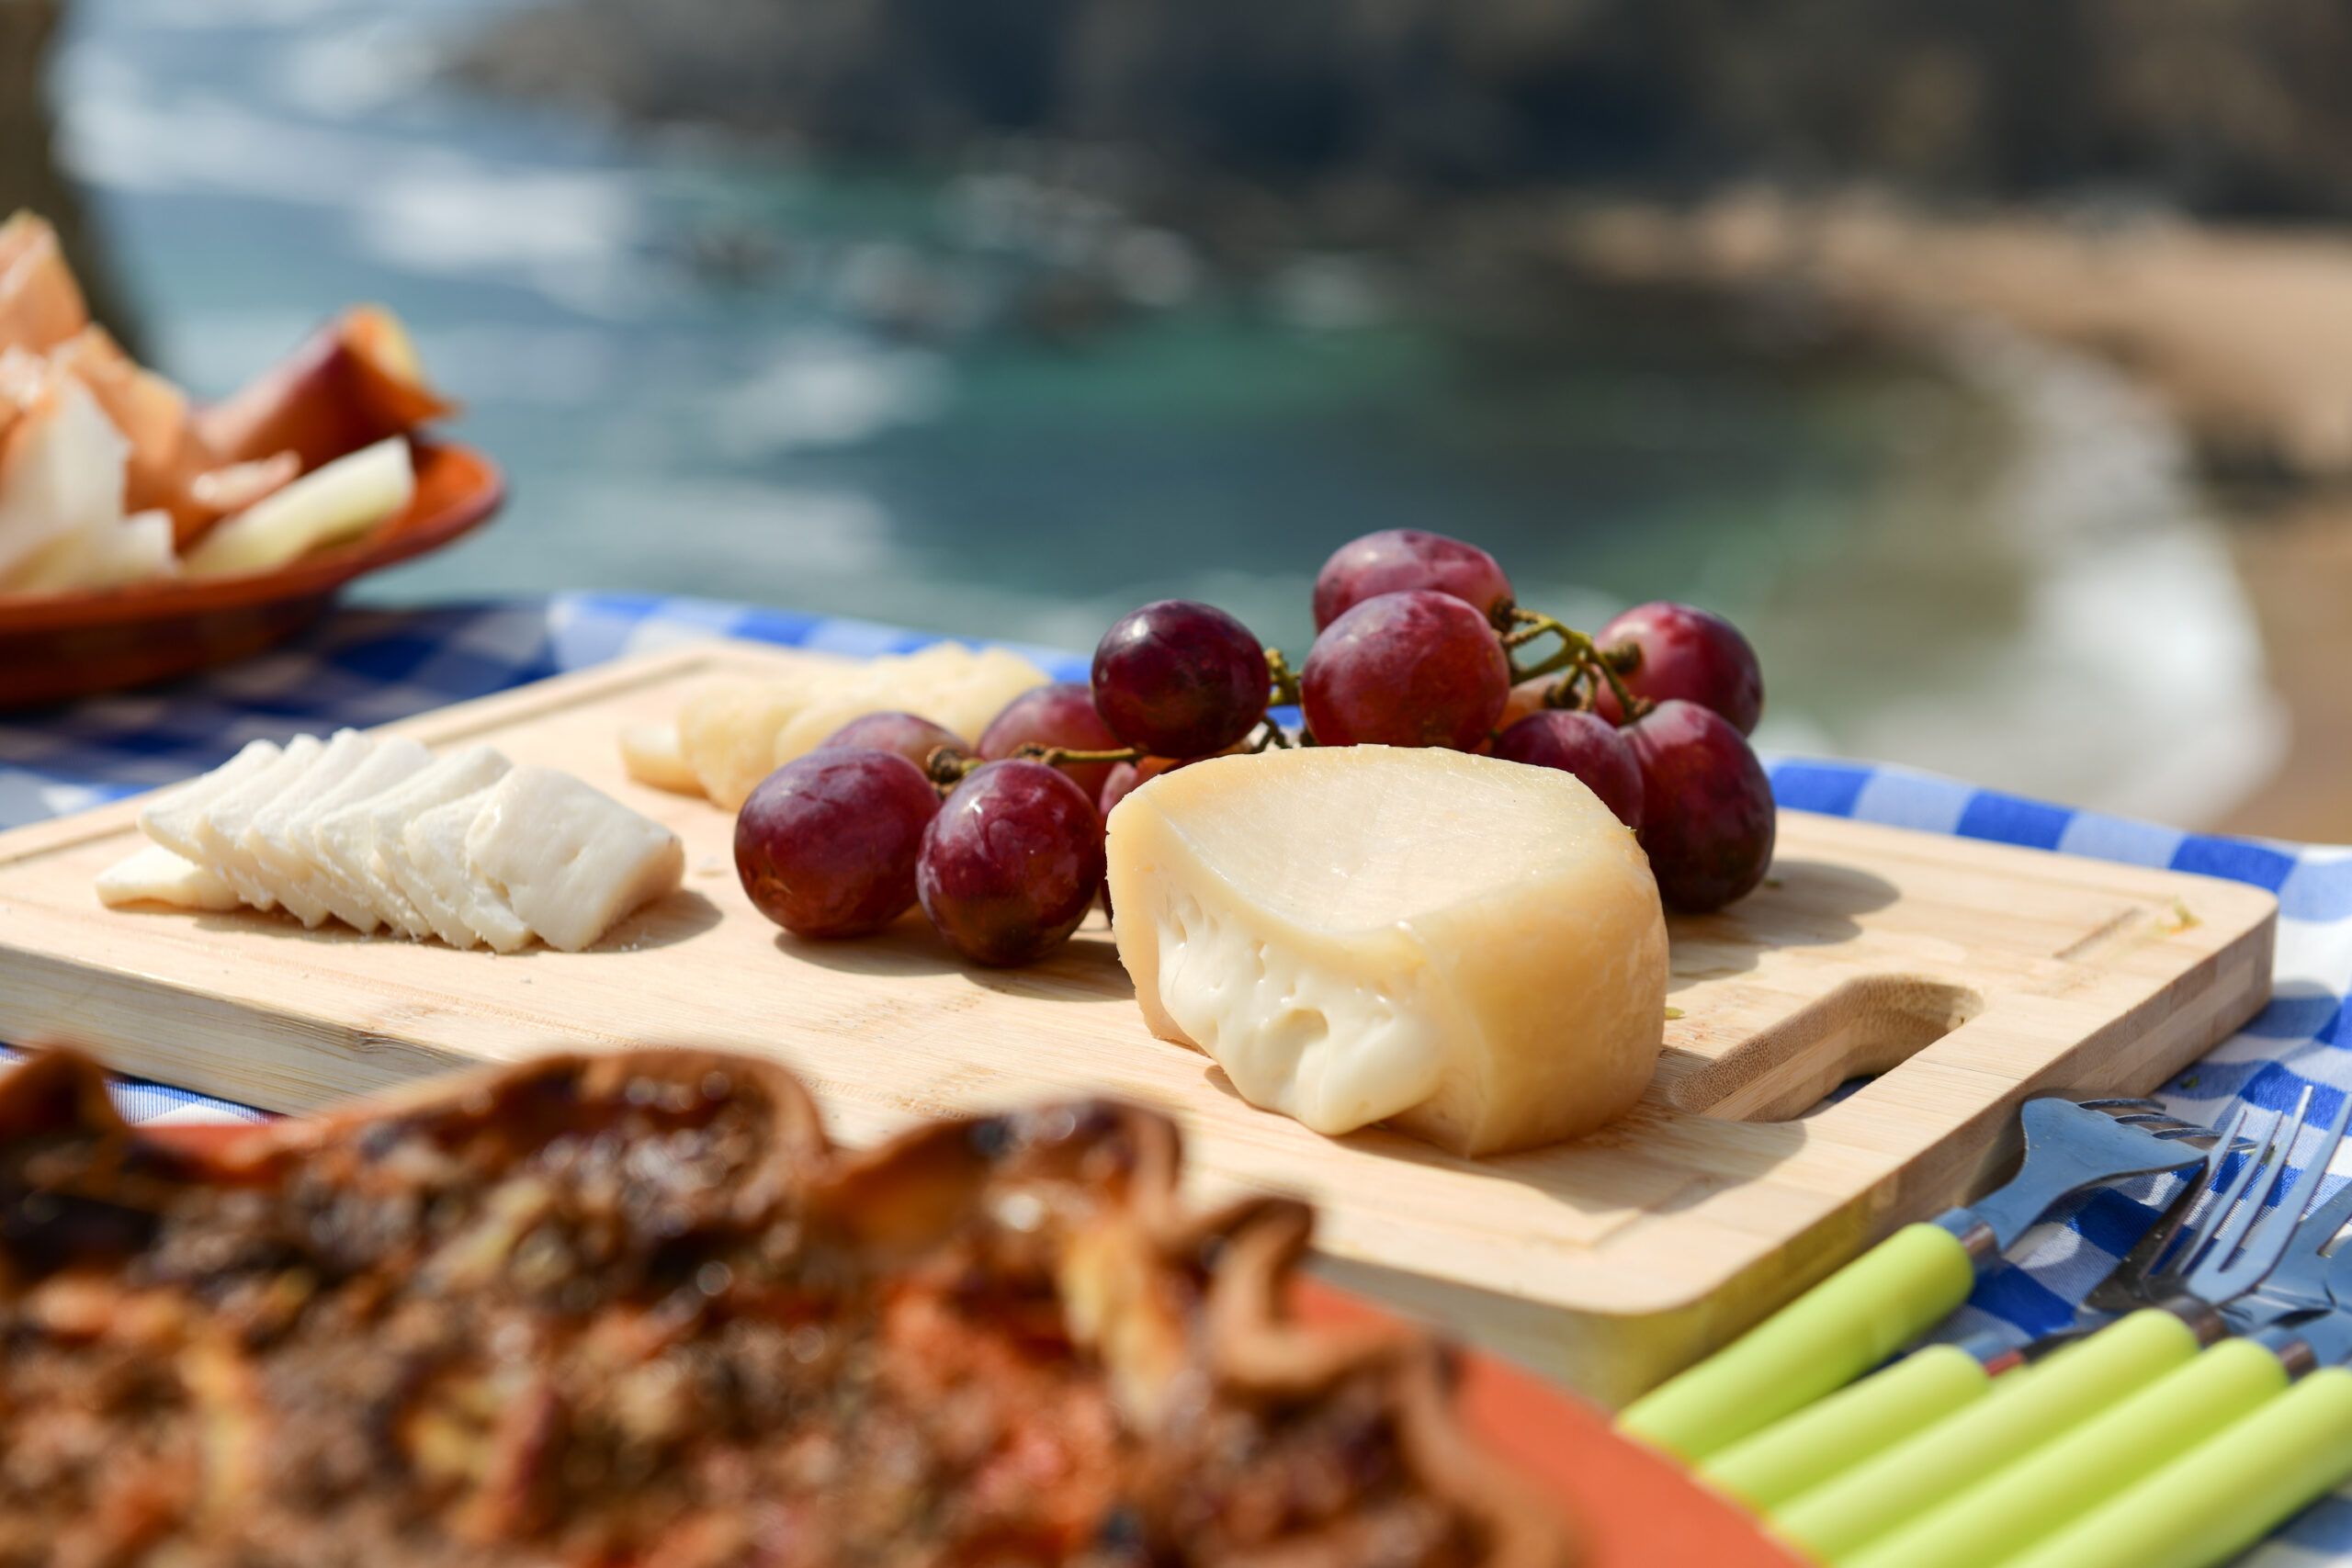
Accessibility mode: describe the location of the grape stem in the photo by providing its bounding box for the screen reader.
[924,747,980,788]
[1264,647,1303,708]
[1504,609,1649,721]
[1015,741,1144,769]
[930,739,1149,793]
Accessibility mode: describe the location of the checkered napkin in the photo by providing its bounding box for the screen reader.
[4,592,2349,1562]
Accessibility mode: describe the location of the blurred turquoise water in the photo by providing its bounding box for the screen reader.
[46,0,2283,820]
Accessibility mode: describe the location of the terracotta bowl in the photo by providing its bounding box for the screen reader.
[141,1114,1795,1566]
[0,440,502,709]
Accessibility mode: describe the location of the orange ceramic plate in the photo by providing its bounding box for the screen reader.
[136,1114,1794,1565]
[1291,1278,1802,1567]
[0,439,502,708]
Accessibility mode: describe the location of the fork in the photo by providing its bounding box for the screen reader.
[1813,1089,2352,1568]
[1987,1202,2352,1568]
[1769,1089,2351,1564]
[1624,1097,2215,1461]
[1697,1100,2245,1512]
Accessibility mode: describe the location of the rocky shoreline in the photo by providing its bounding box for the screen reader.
[1551,191,2352,488]
[1542,192,2352,839]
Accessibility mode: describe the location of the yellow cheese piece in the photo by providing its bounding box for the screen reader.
[665,645,1049,810]
[1105,746,1668,1156]
[677,675,821,811]
[617,721,700,795]
[769,644,1046,769]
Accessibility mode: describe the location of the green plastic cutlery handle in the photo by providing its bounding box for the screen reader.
[1770,1308,2200,1562]
[1842,1337,2289,1568]
[1700,1343,1995,1511]
[1617,1223,1976,1461]
[1991,1366,2352,1568]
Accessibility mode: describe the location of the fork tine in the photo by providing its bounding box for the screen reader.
[2159,1101,2262,1279]
[2198,1088,2352,1300]
[2202,1091,2310,1266]
[2112,1110,2258,1154]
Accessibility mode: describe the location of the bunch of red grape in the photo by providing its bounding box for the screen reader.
[735,527,1774,966]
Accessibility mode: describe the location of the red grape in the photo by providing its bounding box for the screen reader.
[1300,590,1510,750]
[918,761,1106,964]
[1626,700,1775,912]
[736,750,940,938]
[817,711,967,774]
[978,682,1123,799]
[1098,754,1208,820]
[1600,602,1764,735]
[1497,677,1551,736]
[1494,709,1645,827]
[1099,760,1144,819]
[1312,529,1514,631]
[1091,600,1268,758]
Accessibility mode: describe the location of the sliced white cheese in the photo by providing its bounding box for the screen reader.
[314,744,508,937]
[465,765,684,953]
[139,739,282,865]
[193,734,327,911]
[381,784,494,949]
[292,735,433,932]
[243,728,372,927]
[403,789,533,953]
[181,434,414,580]
[95,844,242,911]
[1105,746,1668,1156]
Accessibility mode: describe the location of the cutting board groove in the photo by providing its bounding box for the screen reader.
[0,640,2276,1403]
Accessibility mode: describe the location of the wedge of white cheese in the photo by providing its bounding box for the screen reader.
[1105,746,1668,1156]
[244,728,373,927]
[465,765,684,952]
[95,844,242,911]
[293,735,434,932]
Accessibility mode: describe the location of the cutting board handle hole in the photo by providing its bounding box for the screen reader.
[1662,976,1984,1122]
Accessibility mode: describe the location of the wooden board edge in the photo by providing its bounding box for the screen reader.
[1554,897,2277,1399]
[0,943,483,1111]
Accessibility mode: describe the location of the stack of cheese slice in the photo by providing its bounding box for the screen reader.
[97,731,684,953]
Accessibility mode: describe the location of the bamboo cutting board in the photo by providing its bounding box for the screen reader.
[0,641,2277,1404]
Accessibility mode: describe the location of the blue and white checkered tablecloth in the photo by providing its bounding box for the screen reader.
[4,591,2350,1562]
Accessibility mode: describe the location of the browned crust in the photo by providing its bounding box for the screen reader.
[0,1046,1576,1564]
